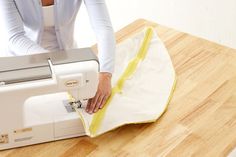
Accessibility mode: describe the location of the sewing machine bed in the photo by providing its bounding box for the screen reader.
[24,92,86,137]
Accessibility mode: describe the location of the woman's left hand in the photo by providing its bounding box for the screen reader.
[86,72,112,114]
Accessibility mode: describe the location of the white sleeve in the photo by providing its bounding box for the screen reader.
[84,0,116,74]
[0,0,47,55]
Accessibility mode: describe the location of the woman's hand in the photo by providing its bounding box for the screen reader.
[86,72,112,114]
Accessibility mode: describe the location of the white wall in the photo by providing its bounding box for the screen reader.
[75,0,236,49]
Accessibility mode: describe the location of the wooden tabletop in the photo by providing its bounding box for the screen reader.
[1,19,236,157]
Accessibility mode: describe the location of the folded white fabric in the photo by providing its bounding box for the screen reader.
[78,27,176,137]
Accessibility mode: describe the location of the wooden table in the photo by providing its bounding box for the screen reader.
[1,19,236,157]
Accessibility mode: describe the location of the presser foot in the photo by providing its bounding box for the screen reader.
[69,100,83,110]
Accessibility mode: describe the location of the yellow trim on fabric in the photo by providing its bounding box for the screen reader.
[89,27,154,136]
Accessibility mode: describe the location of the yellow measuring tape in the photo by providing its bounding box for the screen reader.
[89,27,154,135]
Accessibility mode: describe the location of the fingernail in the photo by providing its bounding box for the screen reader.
[89,111,93,114]
[94,109,98,112]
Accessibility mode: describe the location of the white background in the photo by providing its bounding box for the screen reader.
[75,0,236,49]
[0,0,236,52]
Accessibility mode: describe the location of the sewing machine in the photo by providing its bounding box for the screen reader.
[0,48,99,150]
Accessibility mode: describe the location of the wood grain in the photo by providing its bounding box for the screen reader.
[0,19,235,157]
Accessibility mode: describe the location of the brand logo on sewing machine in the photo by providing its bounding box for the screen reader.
[65,80,79,87]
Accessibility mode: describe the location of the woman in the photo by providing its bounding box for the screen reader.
[0,0,116,114]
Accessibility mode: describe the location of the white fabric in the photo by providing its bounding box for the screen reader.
[23,27,176,138]
[78,28,176,137]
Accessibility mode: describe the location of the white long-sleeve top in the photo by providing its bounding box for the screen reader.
[0,0,116,73]
[41,5,60,51]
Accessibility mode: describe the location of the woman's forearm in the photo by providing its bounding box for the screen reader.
[84,0,116,74]
[8,32,47,55]
[0,0,47,55]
